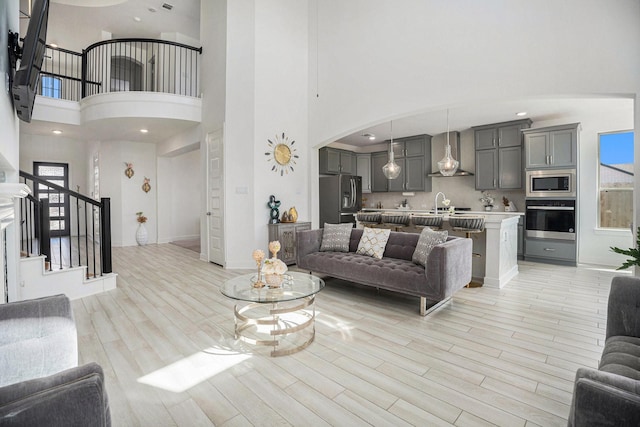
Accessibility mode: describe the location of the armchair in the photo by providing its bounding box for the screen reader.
[0,295,110,426]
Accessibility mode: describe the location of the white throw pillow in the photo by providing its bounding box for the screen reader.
[356,227,391,259]
[412,228,448,266]
[320,223,353,252]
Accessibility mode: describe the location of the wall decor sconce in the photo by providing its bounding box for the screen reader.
[142,177,151,193]
[124,162,134,178]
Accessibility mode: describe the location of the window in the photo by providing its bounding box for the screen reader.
[34,162,70,237]
[599,131,634,229]
[40,75,61,98]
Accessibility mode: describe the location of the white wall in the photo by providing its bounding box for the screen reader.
[253,0,309,256]
[171,149,201,240]
[0,0,20,177]
[199,0,227,259]
[99,141,157,246]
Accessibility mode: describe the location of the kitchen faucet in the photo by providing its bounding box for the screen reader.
[434,192,446,214]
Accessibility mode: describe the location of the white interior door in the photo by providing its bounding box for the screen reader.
[207,130,225,266]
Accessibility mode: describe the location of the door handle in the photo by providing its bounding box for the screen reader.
[544,248,556,251]
[206,212,212,216]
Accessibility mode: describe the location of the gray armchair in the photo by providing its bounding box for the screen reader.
[568,276,640,426]
[0,295,110,426]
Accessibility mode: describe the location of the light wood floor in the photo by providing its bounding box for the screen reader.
[73,243,624,426]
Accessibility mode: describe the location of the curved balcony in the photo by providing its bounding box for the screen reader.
[38,38,202,101]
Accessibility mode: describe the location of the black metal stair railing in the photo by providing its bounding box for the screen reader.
[38,38,202,101]
[19,171,112,278]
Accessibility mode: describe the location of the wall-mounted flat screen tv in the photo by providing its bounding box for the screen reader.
[12,0,49,123]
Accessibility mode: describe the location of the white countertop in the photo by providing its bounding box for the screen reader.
[361,208,524,216]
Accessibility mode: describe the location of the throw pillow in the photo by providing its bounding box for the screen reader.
[412,228,448,266]
[320,223,353,252]
[356,227,391,259]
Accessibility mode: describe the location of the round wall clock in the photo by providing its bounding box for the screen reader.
[265,132,298,176]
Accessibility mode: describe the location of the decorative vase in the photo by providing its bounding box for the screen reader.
[136,223,148,245]
[265,273,283,288]
[288,206,298,222]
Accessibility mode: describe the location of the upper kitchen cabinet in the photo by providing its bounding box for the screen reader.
[473,119,532,190]
[319,147,356,175]
[356,154,372,193]
[392,135,426,158]
[389,134,432,192]
[523,124,579,169]
[474,119,531,150]
[372,134,432,192]
[371,152,389,192]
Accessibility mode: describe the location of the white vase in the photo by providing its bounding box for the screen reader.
[136,223,148,245]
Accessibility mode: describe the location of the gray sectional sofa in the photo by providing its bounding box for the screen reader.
[296,228,472,315]
[568,276,640,426]
[0,295,110,426]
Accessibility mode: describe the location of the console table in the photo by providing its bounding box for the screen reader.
[267,221,311,265]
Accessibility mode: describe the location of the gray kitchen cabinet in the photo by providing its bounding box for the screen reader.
[498,146,523,189]
[524,237,576,266]
[523,123,579,169]
[356,154,372,193]
[268,221,311,265]
[384,134,431,192]
[475,149,497,189]
[319,147,356,175]
[392,136,425,158]
[473,119,531,190]
[371,152,389,192]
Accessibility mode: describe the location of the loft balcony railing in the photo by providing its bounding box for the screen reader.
[37,38,202,101]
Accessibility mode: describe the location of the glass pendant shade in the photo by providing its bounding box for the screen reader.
[438,142,459,176]
[382,147,401,179]
[438,110,459,176]
[382,120,401,179]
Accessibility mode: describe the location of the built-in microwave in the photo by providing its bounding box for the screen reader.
[526,169,576,198]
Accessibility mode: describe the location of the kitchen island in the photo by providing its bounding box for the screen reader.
[359,209,523,288]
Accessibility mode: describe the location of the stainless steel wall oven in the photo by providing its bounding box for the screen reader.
[525,199,576,240]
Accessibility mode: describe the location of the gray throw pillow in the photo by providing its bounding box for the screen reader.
[412,228,448,266]
[320,223,353,252]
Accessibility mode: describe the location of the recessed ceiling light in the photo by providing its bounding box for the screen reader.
[52,130,62,135]
[49,43,58,48]
[362,133,376,140]
[140,129,149,133]
[516,111,527,117]
[133,16,141,22]
[148,7,157,12]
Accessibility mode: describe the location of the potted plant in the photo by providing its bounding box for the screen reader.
[610,227,640,270]
[479,191,494,211]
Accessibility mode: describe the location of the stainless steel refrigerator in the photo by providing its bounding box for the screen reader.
[319,175,362,226]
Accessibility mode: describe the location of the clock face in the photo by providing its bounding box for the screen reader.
[266,132,298,175]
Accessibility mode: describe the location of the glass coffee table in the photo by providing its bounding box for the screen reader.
[220,271,325,357]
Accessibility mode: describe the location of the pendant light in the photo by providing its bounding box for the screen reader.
[437,109,459,176]
[382,120,401,179]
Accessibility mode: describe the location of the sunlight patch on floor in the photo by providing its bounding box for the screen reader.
[137,348,251,393]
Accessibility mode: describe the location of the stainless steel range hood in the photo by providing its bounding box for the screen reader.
[428,131,474,177]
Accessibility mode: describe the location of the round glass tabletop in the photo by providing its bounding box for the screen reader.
[220,271,325,303]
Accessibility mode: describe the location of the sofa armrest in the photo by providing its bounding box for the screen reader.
[296,229,323,266]
[0,362,111,426]
[606,276,640,340]
[568,367,640,427]
[425,237,472,300]
[0,295,78,387]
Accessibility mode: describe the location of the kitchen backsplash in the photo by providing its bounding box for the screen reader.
[362,176,526,213]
